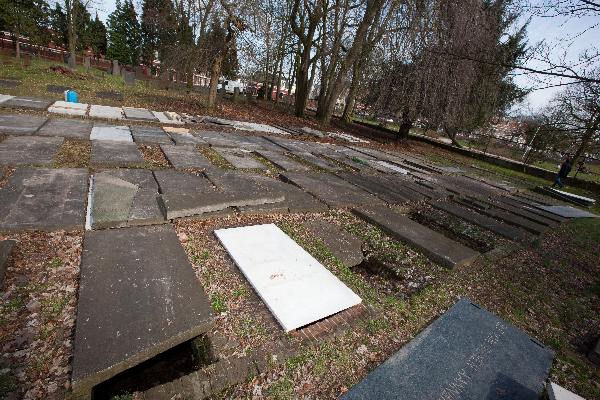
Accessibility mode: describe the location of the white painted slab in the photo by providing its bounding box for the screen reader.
[89,105,124,120]
[48,101,89,116]
[214,224,362,332]
[90,125,133,142]
[549,188,596,204]
[538,205,597,218]
[547,381,585,400]
[0,94,15,104]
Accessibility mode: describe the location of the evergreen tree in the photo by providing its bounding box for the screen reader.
[50,3,67,47]
[71,0,92,51]
[140,0,175,65]
[222,40,239,79]
[107,0,140,65]
[0,0,50,58]
[89,13,107,57]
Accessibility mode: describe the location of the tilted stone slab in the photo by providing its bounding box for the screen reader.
[497,196,567,223]
[90,173,138,229]
[0,94,15,103]
[536,186,596,207]
[37,118,92,139]
[537,205,598,219]
[1,96,52,110]
[90,125,132,142]
[213,147,266,169]
[90,140,143,166]
[152,111,184,125]
[303,220,364,267]
[0,168,88,231]
[292,151,342,171]
[71,224,213,398]
[161,144,212,169]
[48,101,88,116]
[0,136,63,165]
[282,172,383,208]
[475,197,558,227]
[89,105,124,120]
[338,173,417,205]
[164,127,206,145]
[342,298,554,400]
[131,126,173,144]
[352,206,479,268]
[123,107,158,121]
[430,200,529,241]
[457,199,548,235]
[0,114,47,135]
[255,150,309,171]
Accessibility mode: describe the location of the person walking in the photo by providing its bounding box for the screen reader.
[551,154,572,189]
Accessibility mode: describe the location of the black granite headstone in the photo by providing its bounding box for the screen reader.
[342,298,554,400]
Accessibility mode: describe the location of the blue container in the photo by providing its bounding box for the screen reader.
[65,90,78,103]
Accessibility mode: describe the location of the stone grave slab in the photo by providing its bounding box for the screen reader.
[497,196,566,223]
[457,199,548,235]
[161,144,212,169]
[0,240,16,287]
[338,173,418,205]
[213,147,266,169]
[0,114,47,135]
[352,206,479,268]
[89,105,124,120]
[71,224,213,397]
[437,166,464,173]
[89,169,164,229]
[152,111,184,125]
[256,150,309,171]
[123,107,158,121]
[0,168,88,231]
[130,125,172,144]
[538,205,597,219]
[95,90,123,101]
[476,198,558,227]
[536,186,596,207]
[0,80,19,88]
[303,220,364,267]
[214,223,361,332]
[0,95,15,104]
[90,140,143,166]
[1,96,52,110]
[282,172,382,208]
[430,200,528,241]
[46,84,71,93]
[90,125,133,142]
[233,121,288,135]
[342,298,554,400]
[293,151,341,171]
[164,127,205,145]
[547,382,585,400]
[37,118,92,139]
[48,101,88,116]
[0,136,63,165]
[375,161,410,174]
[403,180,449,201]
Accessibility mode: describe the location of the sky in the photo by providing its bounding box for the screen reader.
[91,0,599,112]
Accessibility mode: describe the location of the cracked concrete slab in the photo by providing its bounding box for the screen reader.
[0,136,63,165]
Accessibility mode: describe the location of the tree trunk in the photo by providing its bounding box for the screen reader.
[398,118,412,140]
[208,56,223,109]
[14,32,20,60]
[67,0,76,69]
[571,113,600,167]
[342,61,362,123]
[294,48,311,117]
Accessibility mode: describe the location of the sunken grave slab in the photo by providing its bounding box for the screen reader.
[213,147,266,169]
[459,200,548,235]
[71,224,213,397]
[338,173,421,205]
[0,114,47,135]
[255,150,309,171]
[303,220,364,267]
[0,240,16,287]
[0,136,63,165]
[0,95,15,104]
[342,298,554,400]
[536,186,596,207]
[37,118,93,139]
[46,84,71,93]
[352,206,479,268]
[1,96,52,110]
[89,105,124,120]
[282,172,383,208]
[90,140,143,166]
[538,205,597,219]
[48,100,88,116]
[0,168,88,231]
[90,125,133,142]
[95,90,123,101]
[164,127,205,145]
[161,144,211,169]
[214,223,361,332]
[131,126,173,144]
[0,80,20,88]
[152,111,184,125]
[123,107,158,121]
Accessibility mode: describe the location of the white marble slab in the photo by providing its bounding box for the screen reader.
[547,381,585,400]
[0,94,15,104]
[549,188,596,204]
[90,125,133,142]
[214,223,362,332]
[48,101,89,116]
[89,105,124,120]
[538,205,597,218]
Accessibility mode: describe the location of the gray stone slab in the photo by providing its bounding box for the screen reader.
[497,196,567,223]
[90,173,138,229]
[352,206,479,268]
[476,197,558,227]
[95,90,123,101]
[0,114,47,135]
[457,199,548,235]
[100,168,158,190]
[90,125,132,142]
[128,188,166,226]
[0,240,16,288]
[90,141,144,166]
[535,186,596,207]
[1,96,52,110]
[0,79,20,88]
[161,144,212,169]
[37,118,92,139]
[89,105,124,120]
[293,151,342,171]
[255,149,309,171]
[430,200,529,241]
[123,107,158,121]
[0,168,88,231]
[338,173,420,205]
[131,125,173,144]
[303,220,364,267]
[342,298,554,400]
[0,136,63,165]
[71,224,213,397]
[46,84,71,93]
[282,172,383,208]
[213,147,266,169]
[538,205,598,219]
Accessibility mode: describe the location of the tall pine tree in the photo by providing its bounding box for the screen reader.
[0,0,50,58]
[89,13,107,57]
[140,0,175,65]
[107,0,140,65]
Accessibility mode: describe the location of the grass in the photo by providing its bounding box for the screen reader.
[211,294,227,313]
